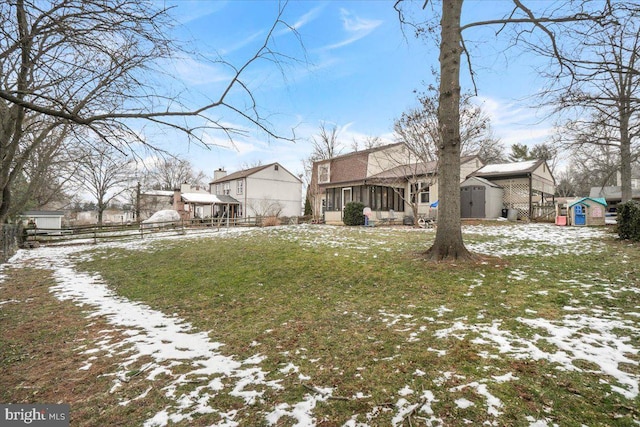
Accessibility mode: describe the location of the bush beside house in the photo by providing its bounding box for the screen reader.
[343,202,365,226]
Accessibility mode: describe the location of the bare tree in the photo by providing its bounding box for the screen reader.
[395,0,613,260]
[69,142,135,225]
[395,89,499,163]
[565,130,621,196]
[351,135,384,152]
[310,123,343,161]
[0,0,300,224]
[392,88,498,226]
[241,160,264,170]
[248,197,284,217]
[549,3,640,201]
[4,123,76,217]
[539,4,639,202]
[145,156,207,191]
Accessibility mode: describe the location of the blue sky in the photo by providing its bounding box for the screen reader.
[149,0,558,180]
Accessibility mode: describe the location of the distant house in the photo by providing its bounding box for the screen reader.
[174,191,241,221]
[170,183,228,220]
[209,163,302,218]
[469,159,556,221]
[310,143,484,224]
[74,209,134,225]
[589,186,640,206]
[131,184,242,222]
[21,210,65,230]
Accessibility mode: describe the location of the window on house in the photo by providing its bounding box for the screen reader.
[223,183,230,195]
[274,164,279,171]
[318,164,330,183]
[325,188,342,211]
[420,187,430,204]
[326,189,334,211]
[237,180,243,195]
[216,184,221,194]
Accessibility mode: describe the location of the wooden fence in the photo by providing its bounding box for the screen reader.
[1,224,21,263]
[23,216,264,246]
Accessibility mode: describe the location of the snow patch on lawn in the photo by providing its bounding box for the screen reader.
[7,242,298,426]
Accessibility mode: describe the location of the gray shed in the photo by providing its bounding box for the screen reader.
[460,177,504,219]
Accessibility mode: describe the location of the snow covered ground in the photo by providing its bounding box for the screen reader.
[1,223,639,426]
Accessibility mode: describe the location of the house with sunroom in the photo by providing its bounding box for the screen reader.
[309,143,484,224]
[209,163,302,219]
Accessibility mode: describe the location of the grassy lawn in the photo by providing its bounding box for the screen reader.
[3,223,639,426]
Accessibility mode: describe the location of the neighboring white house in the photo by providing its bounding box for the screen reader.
[209,163,303,218]
[74,209,134,225]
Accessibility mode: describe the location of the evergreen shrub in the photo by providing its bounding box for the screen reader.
[617,200,640,241]
[343,202,365,226]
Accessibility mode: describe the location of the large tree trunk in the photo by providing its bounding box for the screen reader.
[424,0,474,261]
[619,109,632,202]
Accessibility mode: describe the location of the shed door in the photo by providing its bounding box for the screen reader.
[574,204,586,226]
[461,186,485,218]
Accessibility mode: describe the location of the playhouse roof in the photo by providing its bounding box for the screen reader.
[568,197,607,208]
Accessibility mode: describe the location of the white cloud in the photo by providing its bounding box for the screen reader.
[168,0,228,25]
[172,55,232,86]
[201,132,262,156]
[289,5,325,32]
[218,30,265,56]
[320,9,383,51]
[475,96,556,147]
[339,8,382,33]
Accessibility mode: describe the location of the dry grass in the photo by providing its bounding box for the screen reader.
[0,265,171,426]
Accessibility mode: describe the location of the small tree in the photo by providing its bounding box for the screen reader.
[304,197,312,216]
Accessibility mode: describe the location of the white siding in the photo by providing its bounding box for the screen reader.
[34,216,62,229]
[366,145,410,177]
[244,164,302,217]
[461,158,483,181]
[532,163,556,195]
